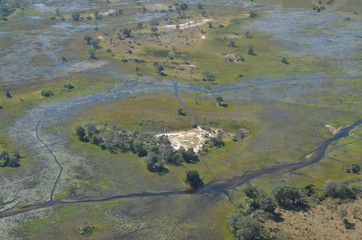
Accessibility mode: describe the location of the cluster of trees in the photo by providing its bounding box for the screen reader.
[84,36,100,59]
[323,180,361,200]
[0,150,21,168]
[0,0,23,20]
[75,124,200,173]
[228,180,362,239]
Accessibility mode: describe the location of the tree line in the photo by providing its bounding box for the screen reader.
[228,179,362,240]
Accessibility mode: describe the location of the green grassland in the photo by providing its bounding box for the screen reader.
[90,6,329,84]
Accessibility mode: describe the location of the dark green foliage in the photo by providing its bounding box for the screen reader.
[0,0,23,20]
[79,222,95,236]
[75,126,87,142]
[64,83,74,89]
[0,150,21,168]
[281,57,289,64]
[248,46,256,56]
[179,147,199,163]
[185,170,204,189]
[75,124,200,173]
[84,36,92,45]
[71,12,81,21]
[228,40,236,48]
[227,214,268,240]
[177,107,187,116]
[304,184,315,196]
[244,186,276,215]
[323,180,357,199]
[249,11,257,18]
[343,218,355,229]
[272,186,307,210]
[202,71,216,81]
[154,63,166,76]
[89,49,96,59]
[41,90,54,97]
[345,164,361,174]
[179,3,188,11]
[243,185,258,199]
[122,28,132,38]
[6,90,12,98]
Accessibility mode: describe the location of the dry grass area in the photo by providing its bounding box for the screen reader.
[156,126,224,153]
[265,198,362,240]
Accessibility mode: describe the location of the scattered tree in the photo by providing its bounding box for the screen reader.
[6,90,12,98]
[71,12,81,21]
[185,170,204,189]
[177,107,187,116]
[202,71,216,82]
[41,90,54,97]
[273,185,307,210]
[281,57,289,64]
[79,222,95,237]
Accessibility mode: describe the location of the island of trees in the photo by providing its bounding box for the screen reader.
[75,124,225,175]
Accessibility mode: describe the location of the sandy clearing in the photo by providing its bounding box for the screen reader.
[155,126,218,153]
[160,18,213,30]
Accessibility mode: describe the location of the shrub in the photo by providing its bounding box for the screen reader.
[41,90,54,97]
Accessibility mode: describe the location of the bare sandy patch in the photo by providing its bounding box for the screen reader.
[155,126,220,153]
[160,18,213,30]
[324,124,351,135]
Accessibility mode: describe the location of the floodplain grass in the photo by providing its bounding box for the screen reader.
[95,9,329,85]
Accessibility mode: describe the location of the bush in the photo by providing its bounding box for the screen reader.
[273,186,307,210]
[41,90,54,97]
[345,164,361,174]
[185,170,204,189]
[227,214,268,240]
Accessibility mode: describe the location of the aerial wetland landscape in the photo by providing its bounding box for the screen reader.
[0,0,361,239]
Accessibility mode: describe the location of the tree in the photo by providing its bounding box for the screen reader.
[179,147,199,163]
[256,193,276,214]
[248,46,256,56]
[228,41,236,48]
[179,3,188,11]
[243,185,259,199]
[323,180,338,198]
[177,107,187,116]
[64,83,74,89]
[185,170,204,189]
[6,90,12,98]
[202,71,215,82]
[273,185,306,210]
[75,126,87,142]
[345,164,361,174]
[122,28,132,38]
[227,214,268,240]
[145,152,166,173]
[41,90,54,97]
[71,12,81,21]
[281,57,289,64]
[249,11,257,18]
[79,222,95,237]
[55,8,61,17]
[216,96,224,106]
[84,36,92,45]
[89,49,96,59]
